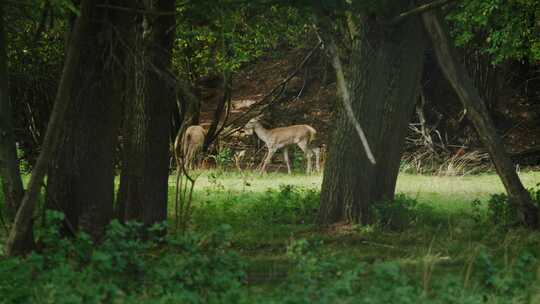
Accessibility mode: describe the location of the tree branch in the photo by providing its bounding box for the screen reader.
[387,0,459,25]
[322,36,376,165]
[219,40,322,139]
[312,12,376,165]
[96,4,175,16]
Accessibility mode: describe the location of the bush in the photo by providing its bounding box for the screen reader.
[485,184,540,229]
[0,213,248,304]
[249,185,319,225]
[372,194,421,231]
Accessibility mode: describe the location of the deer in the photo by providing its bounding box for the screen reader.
[244,116,320,174]
[174,125,206,171]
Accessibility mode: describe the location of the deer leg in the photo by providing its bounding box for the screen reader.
[261,148,276,173]
[298,142,312,174]
[283,148,292,174]
[313,147,321,173]
[188,150,192,170]
[306,149,313,174]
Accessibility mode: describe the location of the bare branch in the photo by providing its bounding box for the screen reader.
[311,13,377,165]
[96,4,175,16]
[387,0,460,25]
[325,38,376,165]
[219,40,322,139]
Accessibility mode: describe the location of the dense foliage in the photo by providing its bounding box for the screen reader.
[174,1,308,81]
[448,0,540,63]
[0,212,247,303]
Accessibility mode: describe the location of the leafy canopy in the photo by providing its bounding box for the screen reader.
[448,0,540,63]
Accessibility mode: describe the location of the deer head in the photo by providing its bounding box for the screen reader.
[244,115,263,135]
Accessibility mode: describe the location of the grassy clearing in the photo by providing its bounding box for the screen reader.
[1,170,539,302]
[167,170,540,293]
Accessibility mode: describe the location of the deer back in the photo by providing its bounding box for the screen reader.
[268,124,316,147]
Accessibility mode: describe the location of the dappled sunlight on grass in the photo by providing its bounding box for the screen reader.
[166,170,540,269]
[168,170,540,212]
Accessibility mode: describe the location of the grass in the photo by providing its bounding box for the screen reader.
[1,169,539,301]
[166,169,540,292]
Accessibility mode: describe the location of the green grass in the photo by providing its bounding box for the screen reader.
[166,170,540,292]
[2,170,540,302]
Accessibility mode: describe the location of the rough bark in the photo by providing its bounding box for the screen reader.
[0,1,24,220]
[117,0,175,227]
[5,0,97,255]
[422,11,539,228]
[317,11,426,225]
[45,0,129,239]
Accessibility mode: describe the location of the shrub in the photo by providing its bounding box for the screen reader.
[476,249,538,302]
[0,214,248,304]
[372,194,420,230]
[248,185,319,225]
[485,184,540,229]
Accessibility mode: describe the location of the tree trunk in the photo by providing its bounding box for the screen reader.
[0,1,24,220]
[5,0,99,255]
[422,11,539,228]
[317,12,426,225]
[176,79,201,129]
[45,0,129,239]
[117,0,175,227]
[203,72,231,152]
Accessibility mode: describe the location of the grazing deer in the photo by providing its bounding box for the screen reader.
[174,125,206,170]
[244,117,320,174]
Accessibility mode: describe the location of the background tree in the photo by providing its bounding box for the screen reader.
[6,0,100,255]
[448,0,540,64]
[0,0,24,221]
[423,10,539,227]
[117,0,176,226]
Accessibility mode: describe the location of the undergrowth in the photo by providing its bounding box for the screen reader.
[1,175,540,303]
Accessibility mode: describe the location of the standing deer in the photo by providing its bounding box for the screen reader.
[244,117,320,174]
[174,125,206,170]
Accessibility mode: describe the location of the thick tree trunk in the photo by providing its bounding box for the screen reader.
[117,0,175,227]
[45,0,129,239]
[5,0,98,255]
[317,12,426,225]
[0,2,24,220]
[422,11,539,228]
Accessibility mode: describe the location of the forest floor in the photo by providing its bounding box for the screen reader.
[1,170,540,302]
[165,169,540,300]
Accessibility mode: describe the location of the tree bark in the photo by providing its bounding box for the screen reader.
[5,0,99,255]
[0,1,24,220]
[117,0,175,227]
[45,0,130,239]
[317,11,426,225]
[422,11,539,228]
